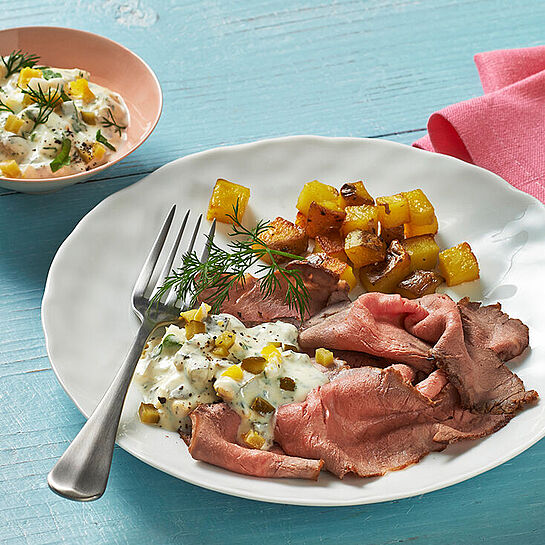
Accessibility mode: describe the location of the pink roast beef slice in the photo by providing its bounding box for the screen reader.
[457,297,529,361]
[407,294,537,414]
[415,369,449,399]
[199,261,349,326]
[188,403,323,480]
[299,293,434,373]
[275,366,511,479]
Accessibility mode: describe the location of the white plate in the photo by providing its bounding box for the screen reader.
[42,136,545,506]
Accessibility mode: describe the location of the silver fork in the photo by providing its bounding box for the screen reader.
[47,206,216,502]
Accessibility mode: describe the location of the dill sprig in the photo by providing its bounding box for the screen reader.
[0,98,13,114]
[100,108,126,136]
[20,84,63,130]
[153,203,311,320]
[2,50,40,78]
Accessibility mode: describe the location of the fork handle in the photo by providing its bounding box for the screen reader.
[47,323,153,501]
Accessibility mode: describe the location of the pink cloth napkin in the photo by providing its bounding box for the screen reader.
[413,46,545,203]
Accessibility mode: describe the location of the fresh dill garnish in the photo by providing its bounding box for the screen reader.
[2,50,40,78]
[96,129,116,151]
[0,97,13,113]
[100,108,126,136]
[153,203,310,320]
[20,84,63,130]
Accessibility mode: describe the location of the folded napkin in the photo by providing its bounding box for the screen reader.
[413,46,545,203]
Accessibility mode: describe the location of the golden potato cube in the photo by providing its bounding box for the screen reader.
[401,235,440,271]
[296,180,339,216]
[315,348,334,367]
[254,217,308,262]
[138,402,160,424]
[380,225,405,246]
[207,178,250,224]
[306,253,357,289]
[360,240,412,293]
[242,429,266,449]
[341,205,379,236]
[4,114,25,135]
[305,201,346,237]
[404,189,435,226]
[404,214,438,238]
[438,242,480,286]
[339,181,374,208]
[314,231,347,261]
[396,270,444,299]
[295,211,307,229]
[376,193,410,229]
[344,229,386,267]
[0,160,22,178]
[17,67,43,88]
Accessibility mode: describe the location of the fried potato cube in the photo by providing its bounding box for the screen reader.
[207,178,250,224]
[339,181,374,208]
[306,253,357,289]
[376,193,409,229]
[295,211,307,229]
[404,214,438,238]
[0,160,22,178]
[305,201,346,237]
[404,189,435,226]
[255,217,308,263]
[138,402,160,424]
[380,225,405,246]
[396,270,444,299]
[341,205,379,236]
[438,242,480,286]
[314,231,347,261]
[401,235,440,271]
[344,229,386,267]
[296,180,339,216]
[360,240,412,293]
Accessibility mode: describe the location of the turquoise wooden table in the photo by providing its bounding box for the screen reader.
[2,1,544,543]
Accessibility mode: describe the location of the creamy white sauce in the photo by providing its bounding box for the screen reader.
[135,314,328,449]
[0,62,128,178]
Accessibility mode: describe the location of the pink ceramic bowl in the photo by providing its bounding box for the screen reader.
[0,26,162,194]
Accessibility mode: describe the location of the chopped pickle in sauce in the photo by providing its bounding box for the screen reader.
[251,396,275,414]
[241,356,267,374]
[279,377,296,391]
[135,314,328,448]
[138,402,160,424]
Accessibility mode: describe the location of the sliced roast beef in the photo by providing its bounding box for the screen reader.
[457,298,529,361]
[199,261,349,326]
[407,294,537,414]
[275,366,511,479]
[299,293,434,373]
[188,403,323,480]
